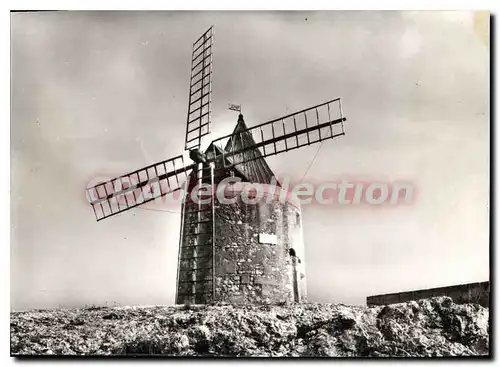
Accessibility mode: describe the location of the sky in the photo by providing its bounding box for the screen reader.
[10,11,489,310]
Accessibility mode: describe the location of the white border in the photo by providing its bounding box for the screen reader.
[3,2,497,365]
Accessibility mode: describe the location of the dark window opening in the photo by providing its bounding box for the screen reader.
[289,248,302,263]
[290,247,300,303]
[296,213,300,226]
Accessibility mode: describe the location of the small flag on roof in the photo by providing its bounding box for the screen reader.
[228,104,241,112]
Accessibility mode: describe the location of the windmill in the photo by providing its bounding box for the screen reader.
[87,26,347,305]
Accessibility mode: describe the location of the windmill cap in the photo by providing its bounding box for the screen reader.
[238,113,244,122]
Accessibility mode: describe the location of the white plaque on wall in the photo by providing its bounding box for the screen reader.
[259,233,277,245]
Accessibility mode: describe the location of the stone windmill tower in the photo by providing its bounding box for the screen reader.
[176,113,308,305]
[87,26,347,305]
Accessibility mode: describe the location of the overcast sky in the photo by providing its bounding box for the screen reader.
[11,11,489,310]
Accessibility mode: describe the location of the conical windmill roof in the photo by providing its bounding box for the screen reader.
[186,114,280,192]
[222,114,278,185]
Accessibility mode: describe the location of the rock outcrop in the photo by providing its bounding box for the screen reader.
[10,297,489,357]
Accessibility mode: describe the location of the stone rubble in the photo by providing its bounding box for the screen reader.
[10,297,489,357]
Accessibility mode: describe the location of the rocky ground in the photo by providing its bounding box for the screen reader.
[11,296,489,357]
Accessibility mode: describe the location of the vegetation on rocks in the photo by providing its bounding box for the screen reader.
[11,297,489,357]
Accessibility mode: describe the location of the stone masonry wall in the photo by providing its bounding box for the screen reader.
[177,183,307,305]
[366,281,490,308]
[214,189,306,304]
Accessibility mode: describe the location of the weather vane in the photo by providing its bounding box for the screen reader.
[228,103,242,113]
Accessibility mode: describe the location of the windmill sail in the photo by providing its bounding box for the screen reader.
[89,98,346,221]
[87,155,194,221]
[185,26,214,151]
[210,98,346,168]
